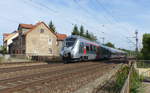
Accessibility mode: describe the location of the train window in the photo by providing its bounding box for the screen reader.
[79,42,84,53]
[65,38,76,47]
[66,38,76,41]
[86,45,90,52]
[93,46,96,52]
[93,46,96,51]
[90,45,93,51]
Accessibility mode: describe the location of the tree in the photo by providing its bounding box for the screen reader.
[85,30,97,41]
[71,25,97,41]
[72,25,79,35]
[49,21,56,32]
[89,33,97,41]
[0,46,7,54]
[85,30,90,39]
[105,42,115,48]
[80,25,84,36]
[141,34,150,60]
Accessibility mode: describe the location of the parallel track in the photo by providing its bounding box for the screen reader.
[0,61,118,93]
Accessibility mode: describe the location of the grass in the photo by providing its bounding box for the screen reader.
[97,65,143,93]
[98,66,130,93]
[113,66,130,92]
[130,67,143,93]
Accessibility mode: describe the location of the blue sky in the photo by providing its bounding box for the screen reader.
[0,0,150,50]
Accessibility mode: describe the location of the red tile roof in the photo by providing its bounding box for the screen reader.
[20,22,67,41]
[24,22,57,38]
[3,32,18,41]
[3,33,11,38]
[19,24,35,29]
[56,33,67,41]
[23,22,46,35]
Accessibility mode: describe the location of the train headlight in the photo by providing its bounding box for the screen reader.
[64,53,68,57]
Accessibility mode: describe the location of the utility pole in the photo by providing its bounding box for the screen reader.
[99,36,105,44]
[135,30,138,53]
[102,37,105,44]
[127,30,138,58]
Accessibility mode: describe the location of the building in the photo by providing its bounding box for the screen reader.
[5,22,67,58]
[3,32,19,53]
[56,33,67,52]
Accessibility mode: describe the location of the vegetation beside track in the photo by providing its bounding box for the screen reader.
[130,67,143,93]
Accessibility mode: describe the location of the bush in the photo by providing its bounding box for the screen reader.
[0,46,7,54]
[130,67,142,93]
[113,66,130,92]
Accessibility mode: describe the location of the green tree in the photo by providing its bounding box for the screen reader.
[71,25,97,41]
[49,21,56,32]
[0,46,7,54]
[85,30,97,41]
[72,25,79,35]
[85,30,90,39]
[105,42,115,48]
[141,34,150,60]
[80,25,84,36]
[89,33,97,41]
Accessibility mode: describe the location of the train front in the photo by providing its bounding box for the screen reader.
[60,36,77,63]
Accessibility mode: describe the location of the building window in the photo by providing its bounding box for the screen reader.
[22,50,25,54]
[49,48,52,54]
[40,29,44,33]
[48,38,52,45]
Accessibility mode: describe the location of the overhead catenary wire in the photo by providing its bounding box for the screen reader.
[1,0,135,49]
[95,0,136,46]
[23,0,74,25]
[96,0,134,34]
[28,0,58,13]
[73,0,132,44]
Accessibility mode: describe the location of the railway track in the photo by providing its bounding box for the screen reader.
[0,61,47,68]
[0,61,119,93]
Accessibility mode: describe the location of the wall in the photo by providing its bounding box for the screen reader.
[25,23,59,56]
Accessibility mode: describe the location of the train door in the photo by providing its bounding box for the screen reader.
[96,46,101,59]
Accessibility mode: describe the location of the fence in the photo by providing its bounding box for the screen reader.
[136,60,150,79]
[120,62,133,93]
[136,60,150,68]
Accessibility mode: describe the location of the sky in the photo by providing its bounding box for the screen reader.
[0,0,150,50]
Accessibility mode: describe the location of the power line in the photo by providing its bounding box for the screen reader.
[73,0,112,24]
[95,0,136,45]
[28,0,58,13]
[96,0,133,34]
[20,0,74,28]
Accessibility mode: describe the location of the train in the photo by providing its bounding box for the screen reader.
[60,35,127,63]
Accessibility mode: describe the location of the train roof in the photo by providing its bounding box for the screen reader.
[100,44,126,54]
[66,35,98,45]
[66,35,127,54]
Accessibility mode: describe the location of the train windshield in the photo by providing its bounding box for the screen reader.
[65,38,76,47]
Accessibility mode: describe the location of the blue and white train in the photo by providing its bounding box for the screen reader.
[60,35,127,63]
